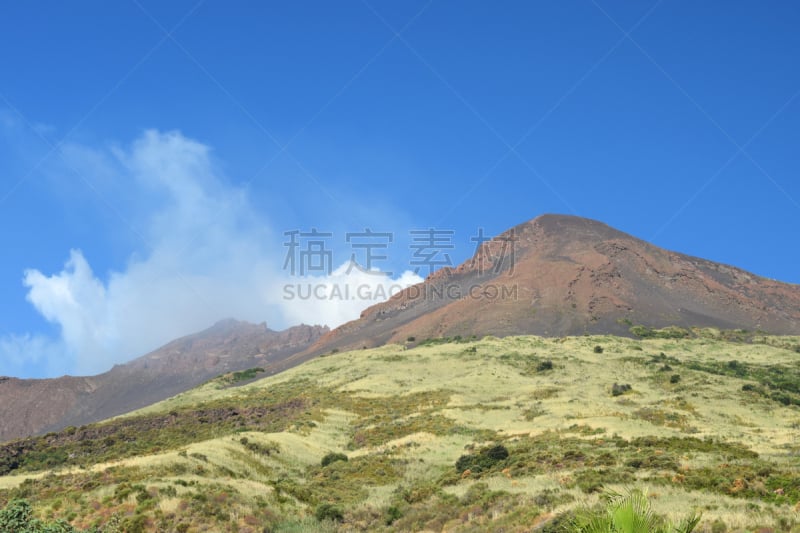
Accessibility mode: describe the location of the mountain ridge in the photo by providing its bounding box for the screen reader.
[0,320,328,442]
[297,214,800,356]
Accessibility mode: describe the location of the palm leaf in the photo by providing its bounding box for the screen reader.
[568,488,701,533]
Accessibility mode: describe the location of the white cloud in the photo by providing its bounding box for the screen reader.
[1,130,422,377]
[277,262,423,328]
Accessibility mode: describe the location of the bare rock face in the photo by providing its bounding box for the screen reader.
[303,214,800,354]
[0,321,328,443]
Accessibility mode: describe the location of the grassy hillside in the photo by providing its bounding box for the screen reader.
[1,332,799,532]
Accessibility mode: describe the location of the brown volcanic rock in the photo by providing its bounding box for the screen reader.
[302,214,800,354]
[0,376,97,440]
[0,320,327,443]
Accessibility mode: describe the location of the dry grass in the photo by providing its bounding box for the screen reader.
[2,334,800,531]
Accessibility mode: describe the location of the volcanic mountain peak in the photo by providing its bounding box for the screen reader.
[515,213,626,238]
[498,213,644,257]
[433,214,637,282]
[303,213,800,355]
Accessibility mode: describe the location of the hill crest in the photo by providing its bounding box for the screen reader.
[302,214,800,355]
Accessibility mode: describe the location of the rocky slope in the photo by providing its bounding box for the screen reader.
[0,320,327,442]
[300,214,800,355]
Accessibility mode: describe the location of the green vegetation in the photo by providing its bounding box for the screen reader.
[537,359,554,371]
[2,334,800,531]
[417,334,477,346]
[314,503,344,522]
[629,325,691,339]
[455,444,509,475]
[229,367,265,383]
[0,379,315,476]
[0,499,85,532]
[571,489,701,533]
[320,452,348,467]
[686,359,800,406]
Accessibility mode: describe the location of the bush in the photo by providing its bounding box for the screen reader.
[593,345,604,354]
[485,444,509,461]
[385,504,402,525]
[670,374,681,384]
[611,383,632,397]
[321,452,348,467]
[536,360,554,372]
[455,444,509,474]
[0,499,81,532]
[230,367,265,383]
[315,503,344,522]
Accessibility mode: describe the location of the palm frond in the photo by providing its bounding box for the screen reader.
[567,488,701,533]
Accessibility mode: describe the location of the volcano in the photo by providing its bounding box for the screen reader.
[302,214,800,354]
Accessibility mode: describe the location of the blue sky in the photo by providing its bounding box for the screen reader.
[1,1,799,378]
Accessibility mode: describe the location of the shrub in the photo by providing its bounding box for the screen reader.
[0,499,81,532]
[536,360,554,372]
[593,345,604,354]
[670,374,681,384]
[321,452,348,467]
[385,504,402,525]
[242,438,276,456]
[611,383,632,397]
[485,444,510,461]
[455,444,509,474]
[315,503,344,522]
[230,367,264,383]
